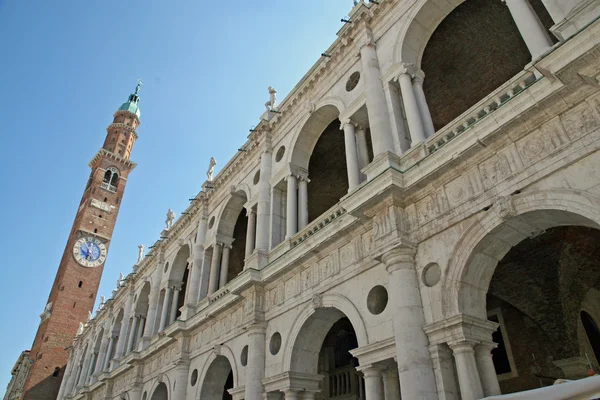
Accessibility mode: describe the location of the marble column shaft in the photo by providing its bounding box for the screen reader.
[158,287,173,331]
[169,287,180,324]
[126,316,138,353]
[244,325,266,400]
[382,248,437,400]
[397,66,426,145]
[286,175,298,238]
[475,343,502,396]
[219,245,231,288]
[208,243,222,295]
[449,341,484,400]
[504,0,553,60]
[298,177,309,230]
[188,208,208,304]
[355,127,370,171]
[256,149,272,252]
[245,209,257,257]
[381,369,401,400]
[359,44,395,155]
[362,367,384,400]
[412,71,435,138]
[115,293,133,358]
[342,121,361,191]
[102,336,115,370]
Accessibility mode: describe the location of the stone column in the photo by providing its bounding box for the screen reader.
[187,203,208,305]
[85,352,96,384]
[361,367,384,400]
[503,0,553,60]
[57,348,75,400]
[172,362,191,400]
[381,369,401,400]
[283,390,299,400]
[359,43,395,156]
[69,364,82,394]
[136,317,145,345]
[93,336,108,376]
[245,208,257,257]
[429,344,459,400]
[382,248,437,400]
[158,287,173,331]
[412,70,435,138]
[341,120,361,191]
[126,316,139,354]
[256,147,272,252]
[208,243,222,295]
[143,293,158,338]
[244,325,266,400]
[396,64,426,146]
[219,245,232,288]
[298,177,309,230]
[128,386,143,400]
[102,336,115,370]
[169,286,181,324]
[286,174,298,238]
[383,82,411,154]
[448,341,484,400]
[475,343,501,397]
[355,126,370,171]
[115,293,133,359]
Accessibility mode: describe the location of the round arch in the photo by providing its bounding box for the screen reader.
[394,0,464,66]
[149,380,170,400]
[167,244,190,282]
[442,190,600,320]
[134,281,152,313]
[216,190,248,239]
[196,349,237,400]
[287,104,341,171]
[282,293,368,373]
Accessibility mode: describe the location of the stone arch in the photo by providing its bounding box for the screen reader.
[216,190,248,239]
[442,189,600,320]
[149,380,170,400]
[282,293,368,374]
[288,104,341,171]
[167,245,190,282]
[134,281,151,315]
[197,351,237,400]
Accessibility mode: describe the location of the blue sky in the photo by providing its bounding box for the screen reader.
[0,0,352,390]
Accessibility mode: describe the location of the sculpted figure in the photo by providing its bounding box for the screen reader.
[87,311,93,322]
[207,157,216,181]
[137,244,145,264]
[77,322,84,336]
[40,302,52,320]
[166,208,176,229]
[99,296,105,308]
[265,86,277,111]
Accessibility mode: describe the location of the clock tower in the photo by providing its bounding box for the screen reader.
[20,83,142,400]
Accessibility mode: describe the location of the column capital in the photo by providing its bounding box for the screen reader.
[448,340,477,354]
[396,62,417,78]
[380,245,416,273]
[413,69,425,84]
[246,323,267,335]
[356,364,383,377]
[340,118,357,129]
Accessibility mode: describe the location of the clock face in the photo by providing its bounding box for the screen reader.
[73,236,107,267]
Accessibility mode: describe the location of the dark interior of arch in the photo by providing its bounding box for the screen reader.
[222,371,233,400]
[150,382,168,400]
[308,119,348,223]
[175,266,189,319]
[486,226,600,394]
[229,209,248,282]
[421,0,554,131]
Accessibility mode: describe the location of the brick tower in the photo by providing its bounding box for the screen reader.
[20,83,142,400]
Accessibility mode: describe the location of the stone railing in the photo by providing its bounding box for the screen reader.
[325,366,364,400]
[291,204,346,247]
[425,69,538,155]
[484,375,600,399]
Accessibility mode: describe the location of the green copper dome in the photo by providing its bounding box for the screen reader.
[118,80,142,118]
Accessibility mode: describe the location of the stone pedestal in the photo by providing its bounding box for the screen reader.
[554,356,591,379]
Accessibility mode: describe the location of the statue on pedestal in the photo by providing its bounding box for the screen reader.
[137,244,145,264]
[207,157,216,182]
[265,86,277,112]
[87,311,93,322]
[40,302,52,321]
[77,322,84,336]
[166,209,176,229]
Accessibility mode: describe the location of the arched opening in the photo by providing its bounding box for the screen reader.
[289,308,364,398]
[307,119,348,223]
[154,289,166,334]
[109,309,124,364]
[199,356,234,400]
[150,382,168,400]
[102,167,120,192]
[581,311,600,366]
[485,226,600,393]
[90,328,103,377]
[419,0,554,130]
[131,282,150,352]
[169,245,190,321]
[216,190,248,287]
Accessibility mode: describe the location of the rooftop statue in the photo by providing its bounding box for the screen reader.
[76,322,84,336]
[166,208,176,230]
[137,244,145,264]
[207,157,217,182]
[265,86,277,112]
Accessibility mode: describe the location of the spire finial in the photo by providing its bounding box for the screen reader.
[135,78,143,95]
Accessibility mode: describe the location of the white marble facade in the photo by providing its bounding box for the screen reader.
[59,1,600,400]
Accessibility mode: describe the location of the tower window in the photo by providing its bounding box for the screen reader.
[103,197,107,202]
[78,281,83,288]
[102,167,119,192]
[98,215,102,219]
[93,228,97,233]
[73,302,76,308]
[53,367,60,377]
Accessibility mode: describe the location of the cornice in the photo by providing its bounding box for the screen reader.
[88,149,137,171]
[106,123,139,140]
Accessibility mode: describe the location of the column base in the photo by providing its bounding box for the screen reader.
[179,303,197,320]
[244,249,269,270]
[362,151,402,181]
